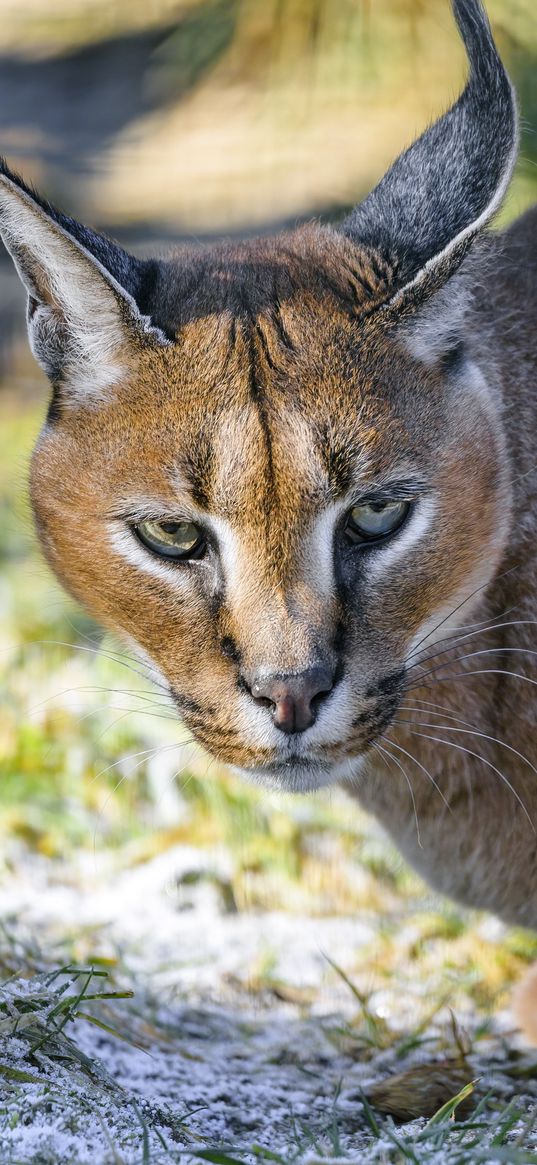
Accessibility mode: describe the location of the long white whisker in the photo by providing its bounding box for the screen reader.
[394,702,522,812]
[394,717,537,784]
[382,734,451,813]
[374,740,422,848]
[407,645,537,690]
[406,729,536,833]
[405,565,519,662]
[405,610,515,669]
[59,706,177,749]
[25,684,173,719]
[88,740,193,788]
[407,666,537,697]
[400,695,526,726]
[406,617,537,674]
[397,701,483,730]
[25,639,170,693]
[89,707,178,749]
[92,737,202,851]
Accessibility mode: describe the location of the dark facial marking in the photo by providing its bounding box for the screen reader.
[319,427,358,497]
[247,323,275,492]
[221,636,241,664]
[171,690,216,719]
[366,669,405,700]
[352,669,406,739]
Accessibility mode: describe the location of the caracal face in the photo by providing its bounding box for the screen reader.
[0,0,517,789]
[30,230,509,789]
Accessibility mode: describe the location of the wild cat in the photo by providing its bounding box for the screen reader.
[3,0,537,1028]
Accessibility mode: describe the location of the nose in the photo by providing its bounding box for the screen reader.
[248,666,334,734]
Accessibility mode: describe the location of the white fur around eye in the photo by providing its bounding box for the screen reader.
[363,496,437,580]
[303,503,340,598]
[207,516,242,591]
[108,525,198,588]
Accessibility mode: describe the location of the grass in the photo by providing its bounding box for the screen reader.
[3,939,537,1162]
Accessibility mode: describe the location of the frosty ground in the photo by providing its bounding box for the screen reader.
[3,833,537,1165]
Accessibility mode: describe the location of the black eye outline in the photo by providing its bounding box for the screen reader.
[134,519,207,561]
[344,499,412,546]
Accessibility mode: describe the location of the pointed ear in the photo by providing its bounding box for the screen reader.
[0,160,169,403]
[341,0,518,307]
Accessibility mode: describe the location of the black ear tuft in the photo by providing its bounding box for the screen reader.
[341,0,518,304]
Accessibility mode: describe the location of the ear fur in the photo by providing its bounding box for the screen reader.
[342,0,518,307]
[0,160,169,403]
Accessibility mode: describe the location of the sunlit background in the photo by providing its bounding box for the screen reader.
[2,4,537,1159]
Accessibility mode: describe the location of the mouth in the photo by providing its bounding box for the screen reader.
[245,753,337,792]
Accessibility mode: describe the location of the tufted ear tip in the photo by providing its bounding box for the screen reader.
[341,0,518,306]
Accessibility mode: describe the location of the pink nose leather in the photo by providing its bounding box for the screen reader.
[250,668,333,734]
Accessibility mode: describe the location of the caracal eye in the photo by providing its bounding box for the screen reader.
[345,500,410,544]
[135,519,205,560]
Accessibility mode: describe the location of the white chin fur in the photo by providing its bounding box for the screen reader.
[237,752,366,794]
[237,762,336,794]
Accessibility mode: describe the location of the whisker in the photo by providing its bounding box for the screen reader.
[94,740,204,853]
[24,684,173,719]
[25,639,170,694]
[508,461,537,488]
[28,697,177,771]
[61,618,140,666]
[88,707,179,748]
[405,565,520,663]
[397,701,483,730]
[88,739,194,788]
[167,746,202,797]
[407,645,537,691]
[400,695,530,725]
[92,746,173,847]
[373,740,422,848]
[407,668,537,697]
[394,716,537,783]
[405,610,514,670]
[394,702,521,811]
[60,705,178,747]
[382,734,451,813]
[405,729,536,833]
[406,617,537,675]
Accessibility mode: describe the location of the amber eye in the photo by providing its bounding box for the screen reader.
[135,519,205,560]
[345,500,410,544]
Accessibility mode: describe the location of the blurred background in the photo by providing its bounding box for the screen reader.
[1,0,537,1004]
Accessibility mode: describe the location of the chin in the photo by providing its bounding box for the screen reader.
[238,754,355,794]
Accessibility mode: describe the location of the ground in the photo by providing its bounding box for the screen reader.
[3,833,537,1164]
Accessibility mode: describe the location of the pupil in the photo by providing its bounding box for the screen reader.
[160,521,181,534]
